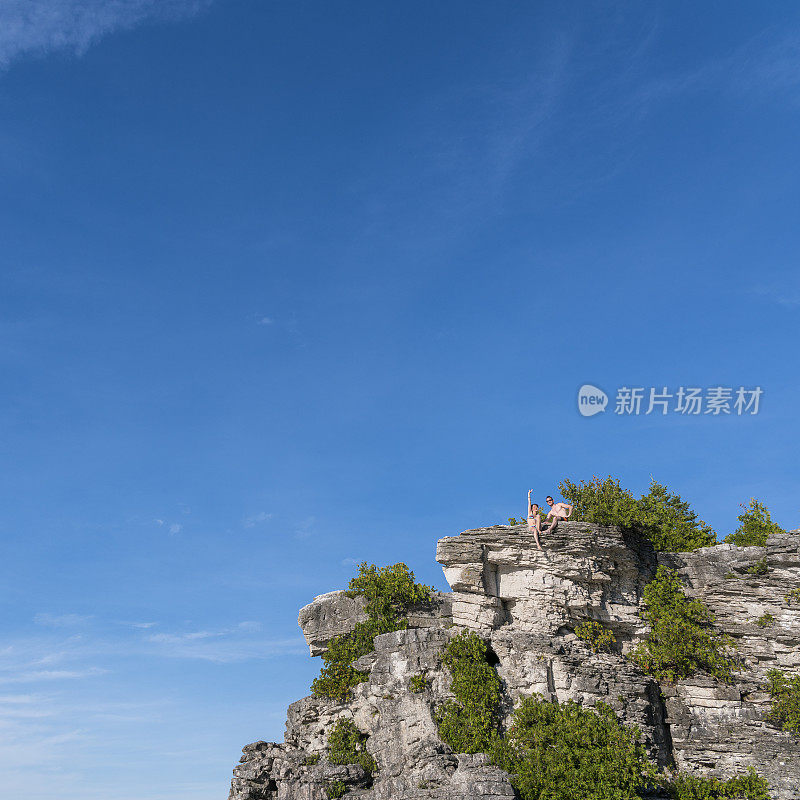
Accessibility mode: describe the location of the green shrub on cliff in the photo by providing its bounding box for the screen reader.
[665,767,769,800]
[723,499,785,547]
[630,566,737,683]
[435,631,503,754]
[765,669,800,736]
[746,558,769,576]
[327,718,377,775]
[785,587,800,606]
[636,481,717,551]
[558,477,716,552]
[491,696,656,800]
[434,631,767,800]
[345,562,433,625]
[559,476,640,528]
[312,563,433,700]
[575,620,617,653]
[436,633,658,800]
[325,780,347,799]
[311,617,388,701]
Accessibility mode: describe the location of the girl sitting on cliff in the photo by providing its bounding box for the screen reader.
[526,489,544,550]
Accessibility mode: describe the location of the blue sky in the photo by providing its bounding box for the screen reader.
[1,1,799,798]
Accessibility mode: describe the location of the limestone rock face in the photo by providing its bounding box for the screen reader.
[298,591,453,658]
[659,535,800,798]
[436,523,656,637]
[228,524,800,800]
[298,591,368,657]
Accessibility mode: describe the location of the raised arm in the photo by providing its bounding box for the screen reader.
[527,489,532,516]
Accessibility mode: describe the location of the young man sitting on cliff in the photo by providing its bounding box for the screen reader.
[542,495,573,532]
[526,489,544,550]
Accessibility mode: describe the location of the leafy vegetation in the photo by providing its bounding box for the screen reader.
[575,620,617,653]
[508,517,526,525]
[491,696,657,800]
[636,481,717,552]
[312,563,433,700]
[664,767,769,800]
[559,476,640,528]
[327,718,377,775]
[746,558,769,576]
[559,477,716,552]
[435,630,765,800]
[435,631,503,754]
[784,587,800,606]
[765,669,800,735]
[409,673,428,693]
[303,753,320,765]
[345,562,433,623]
[630,567,737,683]
[723,499,785,547]
[325,780,348,799]
[311,620,381,701]
[540,479,790,553]
[755,613,774,628]
[437,633,658,800]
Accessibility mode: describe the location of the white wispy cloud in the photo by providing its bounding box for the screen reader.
[294,515,316,540]
[0,667,108,685]
[119,621,158,629]
[2,615,298,679]
[243,511,272,528]
[0,692,178,799]
[634,28,800,114]
[718,29,800,100]
[257,316,274,326]
[0,0,213,70]
[33,613,92,628]
[0,693,43,704]
[485,34,573,194]
[154,518,182,534]
[752,283,800,309]
[145,622,303,662]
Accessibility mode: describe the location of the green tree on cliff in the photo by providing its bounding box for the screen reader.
[558,476,716,552]
[312,562,433,700]
[724,499,785,547]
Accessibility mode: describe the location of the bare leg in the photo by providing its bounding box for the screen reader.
[528,518,543,550]
[543,516,560,534]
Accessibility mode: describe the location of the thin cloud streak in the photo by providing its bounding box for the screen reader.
[0,667,108,685]
[33,613,93,628]
[1,618,306,681]
[243,511,273,528]
[0,0,213,70]
[752,283,800,309]
[146,623,304,663]
[117,621,159,629]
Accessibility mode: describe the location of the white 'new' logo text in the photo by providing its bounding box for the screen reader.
[578,384,608,417]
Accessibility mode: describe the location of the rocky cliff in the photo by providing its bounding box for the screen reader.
[227,523,800,800]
